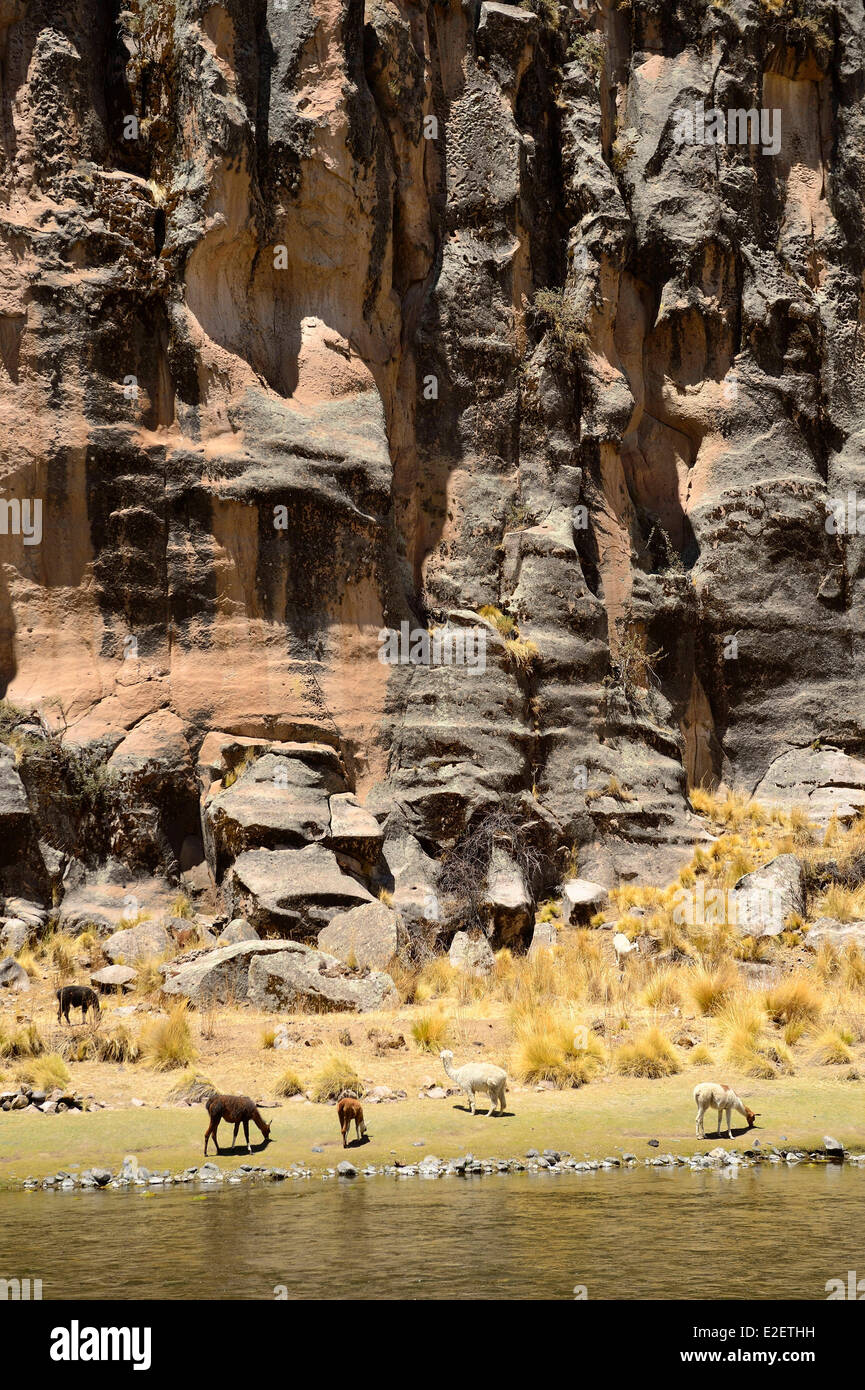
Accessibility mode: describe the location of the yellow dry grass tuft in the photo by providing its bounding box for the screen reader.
[139,1003,197,1071]
[613,1026,680,1079]
[310,1051,363,1103]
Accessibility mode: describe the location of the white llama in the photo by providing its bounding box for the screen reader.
[440,1049,508,1116]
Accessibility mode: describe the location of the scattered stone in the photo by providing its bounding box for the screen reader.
[0,956,30,990]
[448,930,496,976]
[219,917,259,945]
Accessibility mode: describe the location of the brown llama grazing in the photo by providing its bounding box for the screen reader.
[204,1093,272,1155]
[337,1096,368,1148]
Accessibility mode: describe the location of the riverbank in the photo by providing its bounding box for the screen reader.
[2,1070,864,1188]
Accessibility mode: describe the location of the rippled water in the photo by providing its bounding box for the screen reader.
[1,1165,861,1300]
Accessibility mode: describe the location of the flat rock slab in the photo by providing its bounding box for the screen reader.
[563,878,608,923]
[805,917,865,950]
[326,793,383,866]
[752,748,865,828]
[91,964,137,991]
[226,844,374,935]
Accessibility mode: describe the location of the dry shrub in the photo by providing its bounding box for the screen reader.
[763,974,823,1027]
[274,1069,304,1098]
[140,1003,197,1071]
[0,1021,44,1058]
[165,1070,217,1103]
[16,1052,70,1090]
[311,1052,363,1102]
[411,1012,450,1053]
[614,1027,680,1079]
[512,1010,605,1088]
[689,965,739,1017]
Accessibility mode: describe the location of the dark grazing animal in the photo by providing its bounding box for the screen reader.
[56,985,100,1025]
[337,1096,368,1148]
[204,1093,272,1155]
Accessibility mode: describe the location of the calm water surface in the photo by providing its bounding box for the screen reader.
[1,1166,862,1300]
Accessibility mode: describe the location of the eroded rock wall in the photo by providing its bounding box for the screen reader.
[0,0,863,915]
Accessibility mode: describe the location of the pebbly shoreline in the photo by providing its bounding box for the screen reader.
[10,1140,865,1192]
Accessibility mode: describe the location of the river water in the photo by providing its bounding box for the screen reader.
[1,1165,861,1300]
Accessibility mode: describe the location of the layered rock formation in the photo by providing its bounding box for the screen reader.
[0,0,863,946]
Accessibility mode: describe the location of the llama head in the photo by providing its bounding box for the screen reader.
[262,1118,272,1140]
[744,1107,757,1128]
[439,1049,453,1065]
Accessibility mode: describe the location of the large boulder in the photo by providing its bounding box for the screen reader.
[247,943,398,1013]
[0,918,31,954]
[731,855,804,937]
[103,711,197,875]
[483,846,533,946]
[318,901,407,970]
[58,869,178,935]
[752,748,865,828]
[161,940,294,1006]
[326,793,384,870]
[448,930,495,975]
[563,878,608,924]
[379,827,444,949]
[226,844,374,937]
[161,937,397,1013]
[103,920,172,964]
[0,749,44,898]
[528,920,558,955]
[202,747,346,878]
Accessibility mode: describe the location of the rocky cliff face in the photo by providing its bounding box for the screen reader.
[0,0,863,934]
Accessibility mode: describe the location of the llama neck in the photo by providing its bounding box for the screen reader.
[442,1056,458,1082]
